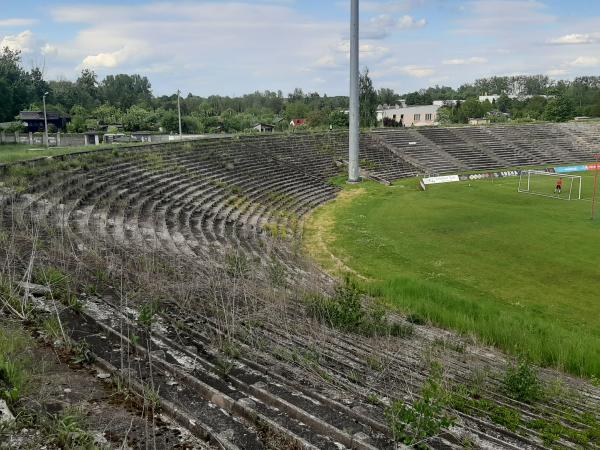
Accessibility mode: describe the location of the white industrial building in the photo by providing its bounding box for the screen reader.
[376,104,440,127]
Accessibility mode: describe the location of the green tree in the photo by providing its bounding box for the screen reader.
[100,74,153,110]
[496,94,512,113]
[359,68,378,127]
[122,105,157,131]
[92,103,123,125]
[329,110,349,128]
[543,96,575,122]
[0,47,34,121]
[75,69,99,109]
[285,101,309,121]
[377,88,399,105]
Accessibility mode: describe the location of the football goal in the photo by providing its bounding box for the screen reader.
[518,170,582,200]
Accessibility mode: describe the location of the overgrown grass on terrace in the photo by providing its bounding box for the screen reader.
[0,143,121,164]
[305,173,600,378]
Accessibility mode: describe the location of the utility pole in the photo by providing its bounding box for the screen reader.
[42,91,49,148]
[177,89,183,140]
[348,0,360,182]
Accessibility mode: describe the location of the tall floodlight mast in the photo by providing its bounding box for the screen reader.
[348,0,360,182]
[177,89,183,140]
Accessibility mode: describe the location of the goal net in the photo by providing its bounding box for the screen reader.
[518,170,582,200]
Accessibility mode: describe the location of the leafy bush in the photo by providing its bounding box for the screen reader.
[385,363,454,447]
[307,276,412,337]
[503,359,542,403]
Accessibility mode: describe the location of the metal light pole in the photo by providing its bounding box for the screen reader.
[348,0,360,182]
[592,153,600,220]
[42,91,49,148]
[177,89,183,140]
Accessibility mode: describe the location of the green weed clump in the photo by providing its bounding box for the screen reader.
[503,359,543,403]
[138,300,161,329]
[48,410,96,449]
[306,276,413,338]
[225,251,250,278]
[34,267,82,311]
[385,363,454,448]
[0,325,34,405]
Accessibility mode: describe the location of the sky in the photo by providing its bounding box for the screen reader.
[1,0,600,97]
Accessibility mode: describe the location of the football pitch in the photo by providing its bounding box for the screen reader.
[306,172,600,377]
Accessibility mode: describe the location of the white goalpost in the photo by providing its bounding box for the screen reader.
[518,170,582,200]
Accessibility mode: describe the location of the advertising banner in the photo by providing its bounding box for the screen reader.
[555,165,588,173]
[422,175,460,185]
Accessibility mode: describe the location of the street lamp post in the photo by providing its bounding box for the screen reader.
[42,91,49,148]
[177,89,183,140]
[348,0,360,182]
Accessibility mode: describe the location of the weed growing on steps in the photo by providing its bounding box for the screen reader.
[138,300,161,329]
[503,359,542,403]
[225,251,250,278]
[71,341,95,366]
[47,409,96,449]
[385,362,455,448]
[34,266,82,311]
[0,324,34,405]
[306,275,413,337]
[448,379,600,446]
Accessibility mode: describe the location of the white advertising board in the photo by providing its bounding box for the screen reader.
[422,175,460,185]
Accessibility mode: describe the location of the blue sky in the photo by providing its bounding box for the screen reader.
[1,0,600,97]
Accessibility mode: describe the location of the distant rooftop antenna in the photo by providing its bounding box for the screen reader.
[348,0,360,182]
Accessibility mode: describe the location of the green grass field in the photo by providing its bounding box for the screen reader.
[306,173,600,378]
[0,144,121,164]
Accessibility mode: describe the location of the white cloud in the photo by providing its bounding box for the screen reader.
[365,14,426,38]
[0,30,36,53]
[48,2,344,90]
[0,18,38,27]
[41,43,58,57]
[314,55,339,69]
[82,51,121,69]
[397,15,427,29]
[361,0,426,14]
[402,65,435,77]
[547,68,569,77]
[549,33,599,45]
[570,56,600,67]
[442,57,487,65]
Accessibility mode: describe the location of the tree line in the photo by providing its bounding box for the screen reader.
[2,46,600,134]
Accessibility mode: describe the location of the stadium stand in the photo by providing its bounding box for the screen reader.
[2,122,600,449]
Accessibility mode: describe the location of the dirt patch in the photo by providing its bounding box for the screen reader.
[303,187,368,279]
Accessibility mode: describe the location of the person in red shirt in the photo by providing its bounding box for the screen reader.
[554,177,563,194]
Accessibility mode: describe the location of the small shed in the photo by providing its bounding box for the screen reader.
[253,123,275,133]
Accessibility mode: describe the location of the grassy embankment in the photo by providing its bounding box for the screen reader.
[305,173,600,377]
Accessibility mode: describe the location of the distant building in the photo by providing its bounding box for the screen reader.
[290,119,307,127]
[479,93,555,103]
[377,104,440,127]
[252,123,275,133]
[469,118,491,125]
[433,100,460,107]
[19,111,70,132]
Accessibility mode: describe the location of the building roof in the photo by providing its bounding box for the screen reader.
[19,111,70,121]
